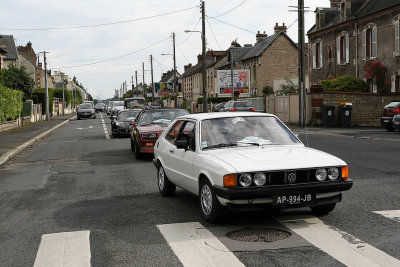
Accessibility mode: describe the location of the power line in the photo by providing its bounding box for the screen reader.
[207,16,256,34]
[57,35,171,69]
[208,0,248,18]
[1,6,198,31]
[206,18,222,50]
[177,45,190,64]
[177,17,201,46]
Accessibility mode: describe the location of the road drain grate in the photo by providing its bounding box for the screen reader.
[226,228,291,242]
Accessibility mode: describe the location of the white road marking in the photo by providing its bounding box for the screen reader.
[373,210,400,223]
[100,113,110,139]
[276,215,400,267]
[34,230,91,267]
[157,222,244,267]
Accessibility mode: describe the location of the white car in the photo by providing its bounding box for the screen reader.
[153,112,353,222]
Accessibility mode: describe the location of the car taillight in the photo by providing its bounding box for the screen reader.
[250,108,255,111]
[395,108,400,113]
[231,108,237,111]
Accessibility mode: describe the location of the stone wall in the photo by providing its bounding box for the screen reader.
[322,91,400,126]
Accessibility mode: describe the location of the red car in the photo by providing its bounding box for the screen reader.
[130,108,189,158]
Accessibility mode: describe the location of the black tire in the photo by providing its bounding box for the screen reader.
[77,116,81,120]
[311,203,336,215]
[134,139,143,159]
[385,125,395,131]
[130,138,135,152]
[199,179,225,223]
[157,164,176,197]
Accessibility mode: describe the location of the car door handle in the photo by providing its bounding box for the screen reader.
[169,149,174,154]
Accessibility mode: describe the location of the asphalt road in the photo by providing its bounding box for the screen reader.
[0,113,399,266]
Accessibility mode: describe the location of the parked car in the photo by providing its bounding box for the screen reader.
[77,103,96,119]
[110,109,141,137]
[220,100,255,112]
[94,103,106,112]
[130,108,190,158]
[153,112,353,222]
[110,101,125,115]
[381,101,400,131]
[212,102,226,112]
[393,114,400,129]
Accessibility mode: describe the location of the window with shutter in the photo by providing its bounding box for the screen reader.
[362,30,366,60]
[319,42,323,68]
[312,44,316,69]
[371,26,377,58]
[395,20,400,56]
[336,37,340,65]
[345,34,350,63]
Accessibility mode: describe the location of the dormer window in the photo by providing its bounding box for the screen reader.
[336,32,349,65]
[312,40,323,69]
[362,24,377,60]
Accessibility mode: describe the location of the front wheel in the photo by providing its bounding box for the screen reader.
[385,125,395,131]
[134,139,143,159]
[199,179,225,223]
[311,203,336,215]
[157,165,176,197]
[130,138,135,152]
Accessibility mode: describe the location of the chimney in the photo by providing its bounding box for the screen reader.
[274,23,287,34]
[27,41,32,50]
[197,54,202,63]
[330,0,340,8]
[256,31,268,42]
[38,63,42,69]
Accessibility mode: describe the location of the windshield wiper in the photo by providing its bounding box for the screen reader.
[203,143,238,150]
[237,142,260,146]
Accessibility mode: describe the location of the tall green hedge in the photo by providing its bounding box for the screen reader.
[32,88,54,115]
[53,88,72,107]
[0,84,24,122]
[321,75,368,92]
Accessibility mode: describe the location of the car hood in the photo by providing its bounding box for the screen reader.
[205,145,345,173]
[78,109,94,112]
[137,123,169,133]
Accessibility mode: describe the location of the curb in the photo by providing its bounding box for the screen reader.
[0,116,76,166]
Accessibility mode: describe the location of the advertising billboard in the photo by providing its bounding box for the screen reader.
[154,82,173,98]
[217,70,250,97]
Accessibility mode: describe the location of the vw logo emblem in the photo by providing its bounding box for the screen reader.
[287,172,296,183]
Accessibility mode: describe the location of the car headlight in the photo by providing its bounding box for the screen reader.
[239,173,252,187]
[141,133,158,139]
[328,167,339,180]
[115,121,120,126]
[315,168,327,181]
[253,173,267,186]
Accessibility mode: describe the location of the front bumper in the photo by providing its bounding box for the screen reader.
[138,140,156,154]
[77,113,95,118]
[381,117,393,126]
[213,180,353,209]
[113,127,130,135]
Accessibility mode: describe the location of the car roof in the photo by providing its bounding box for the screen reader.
[178,112,275,121]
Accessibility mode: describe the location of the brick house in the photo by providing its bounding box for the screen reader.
[308,0,400,93]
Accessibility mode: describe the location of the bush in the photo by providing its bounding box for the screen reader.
[0,84,24,122]
[0,65,34,99]
[32,88,54,115]
[321,75,367,92]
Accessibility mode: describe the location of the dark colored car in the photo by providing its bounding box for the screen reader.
[381,101,400,131]
[130,108,189,158]
[94,103,106,112]
[220,100,255,112]
[212,102,226,112]
[110,109,141,137]
[77,103,96,119]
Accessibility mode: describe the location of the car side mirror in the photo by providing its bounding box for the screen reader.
[130,120,137,126]
[175,139,189,150]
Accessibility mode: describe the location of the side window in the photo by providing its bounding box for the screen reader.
[165,120,184,143]
[176,121,196,151]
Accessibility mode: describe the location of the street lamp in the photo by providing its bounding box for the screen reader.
[184,28,207,113]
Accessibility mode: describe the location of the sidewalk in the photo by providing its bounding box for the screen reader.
[0,114,76,166]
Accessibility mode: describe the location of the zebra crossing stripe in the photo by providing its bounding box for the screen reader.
[276,215,400,267]
[34,231,91,267]
[157,222,244,267]
[373,210,400,223]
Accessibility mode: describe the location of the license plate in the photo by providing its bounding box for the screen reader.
[384,120,389,123]
[273,193,315,206]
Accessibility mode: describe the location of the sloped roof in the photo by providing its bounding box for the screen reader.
[182,59,213,77]
[355,0,399,18]
[0,35,18,60]
[160,69,181,82]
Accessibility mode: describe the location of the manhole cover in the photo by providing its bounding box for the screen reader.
[226,228,291,242]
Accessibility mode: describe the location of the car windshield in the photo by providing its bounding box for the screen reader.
[138,109,189,125]
[117,111,140,121]
[113,101,124,106]
[200,116,300,149]
[79,104,92,109]
[233,101,251,107]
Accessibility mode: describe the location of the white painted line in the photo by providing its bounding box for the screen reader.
[34,230,91,267]
[373,210,400,223]
[157,222,244,267]
[276,215,400,267]
[100,113,110,139]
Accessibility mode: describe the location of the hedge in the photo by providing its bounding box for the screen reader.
[321,75,368,92]
[32,88,54,115]
[0,84,24,122]
[53,88,72,107]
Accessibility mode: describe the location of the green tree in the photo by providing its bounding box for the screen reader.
[0,65,34,99]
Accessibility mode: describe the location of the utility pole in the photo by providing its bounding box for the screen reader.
[142,62,145,96]
[135,70,138,97]
[230,48,234,100]
[60,72,65,115]
[131,76,134,92]
[150,55,154,102]
[201,0,207,112]
[298,0,306,127]
[72,86,75,112]
[172,32,177,108]
[42,51,50,121]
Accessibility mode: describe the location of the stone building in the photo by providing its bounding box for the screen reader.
[308,0,400,93]
[0,35,18,69]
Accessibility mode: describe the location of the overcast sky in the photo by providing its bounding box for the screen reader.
[1,0,330,99]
